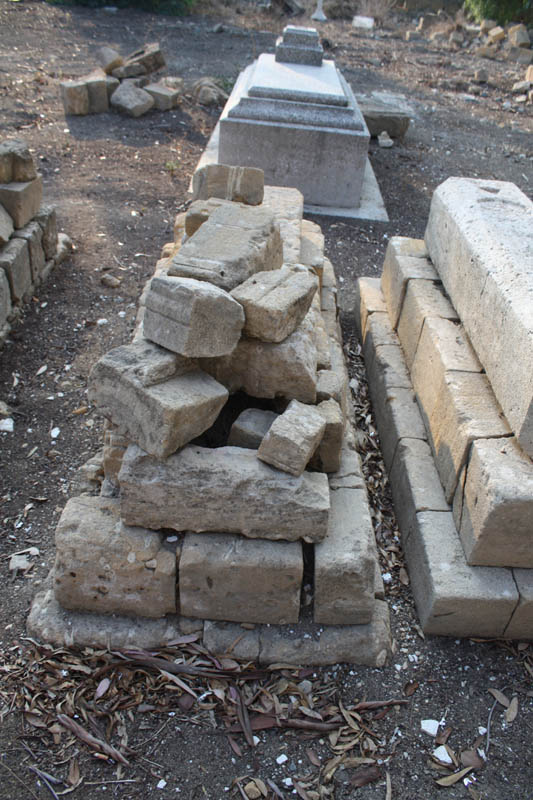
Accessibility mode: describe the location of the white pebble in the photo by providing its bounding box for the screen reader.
[421,719,440,736]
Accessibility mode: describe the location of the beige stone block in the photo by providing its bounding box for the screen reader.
[299,219,324,280]
[453,437,533,568]
[14,221,45,280]
[34,204,57,260]
[371,384,426,472]
[404,510,517,638]
[361,311,398,373]
[119,444,330,543]
[314,487,375,624]
[145,83,180,110]
[328,436,365,490]
[231,265,317,343]
[354,276,387,339]
[54,497,176,618]
[96,46,124,74]
[309,398,344,473]
[60,80,89,115]
[110,81,154,117]
[389,438,449,536]
[124,42,165,74]
[0,139,37,182]
[505,569,533,639]
[312,299,331,370]
[184,197,228,237]
[227,408,278,449]
[430,372,511,502]
[380,237,437,329]
[0,175,42,229]
[179,532,302,624]
[487,25,505,43]
[262,185,303,265]
[396,279,458,369]
[192,164,264,205]
[0,236,31,302]
[103,424,130,486]
[258,399,326,476]
[86,72,109,113]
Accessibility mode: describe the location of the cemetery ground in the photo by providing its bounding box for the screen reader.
[0,0,532,798]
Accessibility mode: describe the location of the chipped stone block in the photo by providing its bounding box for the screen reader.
[227,408,278,449]
[192,164,264,206]
[96,45,123,74]
[54,497,176,618]
[380,236,435,329]
[201,310,317,404]
[354,276,387,340]
[371,384,426,473]
[105,75,120,97]
[86,72,109,113]
[0,203,13,246]
[143,275,244,358]
[184,197,229,237]
[14,221,45,280]
[0,139,37,183]
[425,178,533,458]
[309,398,344,473]
[299,219,324,280]
[125,42,165,74]
[34,205,58,261]
[0,236,31,302]
[262,185,303,265]
[258,399,326,476]
[179,533,302,624]
[328,436,365,490]
[170,203,282,292]
[404,510,518,638]
[112,63,147,79]
[110,81,154,117]
[314,487,375,625]
[60,80,89,115]
[361,311,398,371]
[231,266,317,343]
[453,437,533,568]
[144,83,179,111]
[0,175,42,229]
[0,269,11,331]
[396,279,458,369]
[119,444,330,543]
[312,303,331,371]
[88,340,228,459]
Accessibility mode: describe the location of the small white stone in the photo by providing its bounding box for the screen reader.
[421,719,440,736]
[276,754,288,765]
[433,745,452,764]
[0,418,14,432]
[157,779,167,789]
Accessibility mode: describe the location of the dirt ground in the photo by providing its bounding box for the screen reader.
[0,0,532,798]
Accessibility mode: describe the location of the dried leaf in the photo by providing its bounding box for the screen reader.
[399,567,410,585]
[385,771,392,800]
[227,735,243,758]
[24,711,48,728]
[57,713,129,765]
[460,749,484,769]
[350,765,382,788]
[435,726,452,745]
[435,766,473,786]
[306,748,321,767]
[404,680,419,697]
[487,688,510,708]
[505,696,518,723]
[95,678,110,699]
[67,758,80,787]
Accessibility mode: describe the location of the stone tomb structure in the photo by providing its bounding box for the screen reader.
[29,170,391,667]
[199,26,387,221]
[356,177,533,640]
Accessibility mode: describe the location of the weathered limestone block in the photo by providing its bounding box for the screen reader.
[200,310,317,403]
[112,63,147,79]
[404,510,518,638]
[505,569,533,639]
[396,279,458,369]
[354,276,387,339]
[110,81,154,117]
[86,72,109,113]
[119,444,330,543]
[179,532,302,623]
[0,204,13,246]
[96,46,123,74]
[429,372,511,502]
[185,198,228,237]
[227,408,278,449]
[0,176,42,229]
[60,80,89,115]
[262,185,303,265]
[258,399,326,476]
[0,139,37,183]
[169,203,283,292]
[192,164,264,205]
[69,451,104,497]
[143,275,244,357]
[34,205,58,260]
[125,42,165,74]
[0,269,11,331]
[453,437,533,568]
[103,424,130,486]
[314,486,375,625]
[425,178,533,458]
[389,438,449,536]
[317,336,349,416]
[372,384,427,473]
[144,83,180,110]
[309,398,344,473]
[411,317,482,429]
[231,266,317,343]
[380,237,435,329]
[105,75,120,97]
[508,23,530,48]
[0,237,31,302]
[299,219,325,282]
[361,311,398,371]
[328,437,365,491]
[88,340,228,458]
[54,497,176,618]
[312,300,331,370]
[14,221,45,280]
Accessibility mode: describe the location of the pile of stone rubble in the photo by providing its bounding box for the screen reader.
[28,164,391,667]
[356,176,533,640]
[0,139,71,347]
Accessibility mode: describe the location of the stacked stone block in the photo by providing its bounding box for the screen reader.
[0,139,69,347]
[356,177,533,640]
[29,166,390,666]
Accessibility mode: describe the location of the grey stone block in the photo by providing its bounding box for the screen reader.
[371,385,427,472]
[389,438,449,536]
[203,620,260,661]
[396,279,458,370]
[86,72,109,113]
[0,236,31,302]
[34,204,58,260]
[310,398,344,473]
[362,311,398,372]
[505,569,533,639]
[0,175,42,229]
[257,399,326,476]
[14,220,45,280]
[60,80,89,115]
[192,164,264,205]
[110,81,154,117]
[227,408,278,449]
[380,237,435,329]
[0,203,13,246]
[0,268,11,329]
[0,139,37,183]
[145,83,179,111]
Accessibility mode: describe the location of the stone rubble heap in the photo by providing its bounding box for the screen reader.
[0,139,71,347]
[29,163,391,667]
[356,176,533,640]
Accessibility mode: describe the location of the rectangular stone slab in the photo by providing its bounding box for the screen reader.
[425,178,533,457]
[179,532,302,624]
[119,444,330,543]
[257,399,326,476]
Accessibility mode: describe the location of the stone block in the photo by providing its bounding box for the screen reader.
[404,510,518,638]
[314,486,375,624]
[14,221,45,280]
[262,185,303,265]
[380,237,436,329]
[34,205,58,260]
[389,438,449,536]
[112,63,147,79]
[309,398,344,473]
[143,275,244,357]
[124,42,165,74]
[0,139,37,182]
[53,496,176,618]
[203,620,260,661]
[192,164,264,205]
[505,569,533,639]
[453,437,533,568]
[103,424,130,486]
[231,266,317,343]
[227,408,278,449]
[411,316,482,429]
[179,532,302,624]
[0,203,13,246]
[110,81,154,117]
[60,80,89,115]
[170,203,283,292]
[356,90,412,139]
[96,45,123,74]
[145,83,180,111]
[487,25,505,43]
[371,384,426,472]
[200,310,317,404]
[354,276,387,339]
[105,75,120,97]
[0,268,11,330]
[0,175,43,229]
[119,444,330,543]
[258,399,326,476]
[86,72,109,113]
[361,311,398,371]
[0,236,32,302]
[396,279,458,369]
[184,197,229,237]
[430,372,511,502]
[425,178,533,458]
[299,219,324,279]
[328,438,365,490]
[88,340,229,459]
